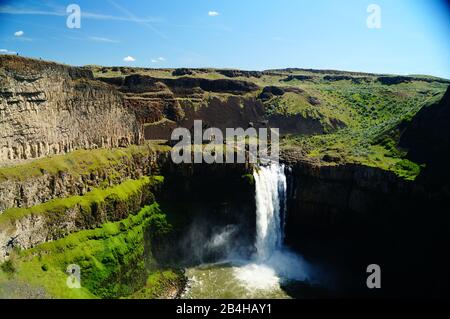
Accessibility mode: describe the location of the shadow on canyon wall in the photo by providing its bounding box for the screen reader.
[285,87,450,298]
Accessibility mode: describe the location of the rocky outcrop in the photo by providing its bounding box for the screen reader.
[178,96,266,133]
[168,68,264,78]
[100,74,259,96]
[0,176,162,260]
[283,159,450,297]
[377,76,412,85]
[323,75,371,84]
[0,56,142,166]
[0,145,169,213]
[377,76,450,85]
[282,75,316,82]
[0,152,255,262]
[285,161,419,238]
[99,74,262,140]
[268,114,325,135]
[258,86,286,101]
[100,73,267,140]
[172,68,194,76]
[217,69,263,78]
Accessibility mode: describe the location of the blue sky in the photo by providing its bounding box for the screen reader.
[0,0,449,78]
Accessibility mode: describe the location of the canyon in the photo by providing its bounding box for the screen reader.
[0,55,449,298]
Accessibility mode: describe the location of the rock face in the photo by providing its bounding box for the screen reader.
[268,113,325,135]
[280,88,450,297]
[399,86,450,192]
[285,161,419,239]
[216,69,263,78]
[155,160,256,265]
[0,151,254,262]
[0,176,160,260]
[0,146,168,213]
[102,74,259,95]
[284,157,450,297]
[377,75,450,85]
[0,56,142,166]
[98,74,264,140]
[282,75,316,82]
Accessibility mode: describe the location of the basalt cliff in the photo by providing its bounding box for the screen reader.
[0,55,449,298]
[0,56,141,166]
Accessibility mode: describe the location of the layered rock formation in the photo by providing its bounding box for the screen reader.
[0,56,142,166]
[98,73,266,140]
[0,145,169,213]
[0,176,161,259]
[1,56,449,298]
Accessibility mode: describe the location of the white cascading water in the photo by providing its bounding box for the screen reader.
[253,163,287,261]
[233,162,309,291]
[183,162,311,297]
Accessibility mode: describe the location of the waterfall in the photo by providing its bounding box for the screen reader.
[253,163,287,261]
[188,161,310,295]
[183,163,311,298]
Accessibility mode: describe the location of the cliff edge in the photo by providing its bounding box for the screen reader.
[0,55,142,166]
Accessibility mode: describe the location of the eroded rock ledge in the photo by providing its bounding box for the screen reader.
[0,56,142,166]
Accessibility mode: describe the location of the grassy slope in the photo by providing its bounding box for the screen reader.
[278,79,447,179]
[0,175,163,227]
[0,141,170,182]
[252,71,447,180]
[0,203,172,298]
[90,66,449,179]
[1,62,448,298]
[125,269,185,299]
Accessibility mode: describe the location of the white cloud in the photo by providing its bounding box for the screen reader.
[0,49,17,54]
[88,36,119,43]
[0,4,166,39]
[208,11,219,17]
[151,57,166,63]
[123,56,136,62]
[0,5,161,23]
[14,30,24,37]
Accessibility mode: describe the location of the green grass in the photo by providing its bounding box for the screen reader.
[0,176,163,232]
[0,203,172,298]
[86,64,449,180]
[0,259,15,274]
[278,80,448,180]
[125,269,184,299]
[0,142,170,183]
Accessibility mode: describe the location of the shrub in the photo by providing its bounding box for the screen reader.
[1,259,15,274]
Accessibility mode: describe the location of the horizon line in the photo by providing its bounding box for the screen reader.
[1,53,449,80]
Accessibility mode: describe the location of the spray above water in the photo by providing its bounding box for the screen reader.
[183,162,311,298]
[233,162,309,291]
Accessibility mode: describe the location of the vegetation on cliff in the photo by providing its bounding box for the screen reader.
[0,176,163,227]
[0,203,173,298]
[89,64,449,180]
[125,269,185,299]
[0,141,169,182]
[1,57,449,300]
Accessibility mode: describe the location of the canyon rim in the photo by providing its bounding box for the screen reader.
[1,0,450,303]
